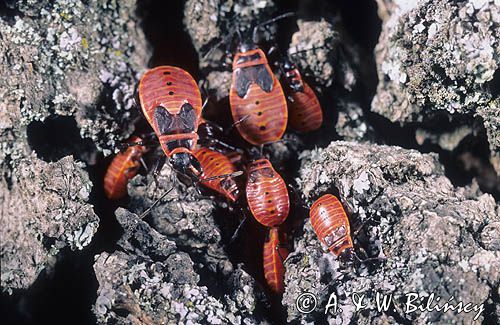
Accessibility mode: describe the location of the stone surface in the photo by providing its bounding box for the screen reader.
[1,1,499,324]
[0,0,148,156]
[1,155,98,293]
[372,0,500,173]
[1,0,147,294]
[93,208,263,324]
[283,141,499,323]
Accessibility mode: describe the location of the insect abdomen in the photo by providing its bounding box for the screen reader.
[263,227,289,294]
[246,159,290,227]
[309,194,353,257]
[288,82,323,132]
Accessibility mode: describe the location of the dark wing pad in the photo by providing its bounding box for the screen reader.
[154,104,197,135]
[154,106,175,135]
[178,103,197,133]
[235,68,253,98]
[235,65,273,98]
[254,65,273,93]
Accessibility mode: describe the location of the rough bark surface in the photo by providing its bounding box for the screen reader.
[372,0,500,174]
[283,141,499,323]
[93,208,263,324]
[1,0,499,324]
[1,155,98,292]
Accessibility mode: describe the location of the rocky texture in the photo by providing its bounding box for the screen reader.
[289,19,345,89]
[93,208,263,324]
[372,0,500,173]
[0,0,148,155]
[1,0,147,295]
[127,165,236,279]
[335,98,375,143]
[283,141,499,323]
[2,0,499,324]
[184,0,277,62]
[1,155,98,293]
[123,162,267,322]
[288,19,376,142]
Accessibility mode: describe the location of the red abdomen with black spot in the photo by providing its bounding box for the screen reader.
[246,159,289,227]
[309,194,353,257]
[229,49,287,145]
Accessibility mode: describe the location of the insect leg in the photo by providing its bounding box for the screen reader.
[275,243,292,264]
[353,250,387,265]
[139,157,148,173]
[139,186,174,219]
[225,114,250,135]
[229,213,248,245]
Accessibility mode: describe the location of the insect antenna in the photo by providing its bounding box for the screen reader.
[224,114,250,136]
[288,45,329,58]
[199,170,244,182]
[229,214,248,244]
[235,28,242,44]
[139,186,175,219]
[252,12,296,43]
[117,140,156,151]
[202,29,236,60]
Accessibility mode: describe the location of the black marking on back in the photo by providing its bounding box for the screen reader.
[236,52,261,64]
[154,103,196,135]
[235,65,273,98]
[154,106,175,135]
[178,103,197,133]
[166,139,193,151]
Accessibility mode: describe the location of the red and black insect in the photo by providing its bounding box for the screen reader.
[246,158,290,227]
[138,66,203,176]
[279,56,323,132]
[309,194,354,259]
[104,136,148,200]
[263,227,289,294]
[193,147,241,202]
[225,14,296,146]
[229,46,287,145]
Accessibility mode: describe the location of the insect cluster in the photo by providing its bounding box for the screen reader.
[103,13,378,300]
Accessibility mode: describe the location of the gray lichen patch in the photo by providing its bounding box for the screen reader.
[1,0,149,295]
[372,0,500,173]
[289,19,343,89]
[1,155,98,293]
[283,141,499,323]
[126,163,256,291]
[0,0,148,155]
[93,209,262,324]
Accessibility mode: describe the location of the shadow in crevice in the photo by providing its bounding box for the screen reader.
[487,68,499,98]
[366,112,500,200]
[2,247,98,325]
[136,0,200,76]
[26,116,97,164]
